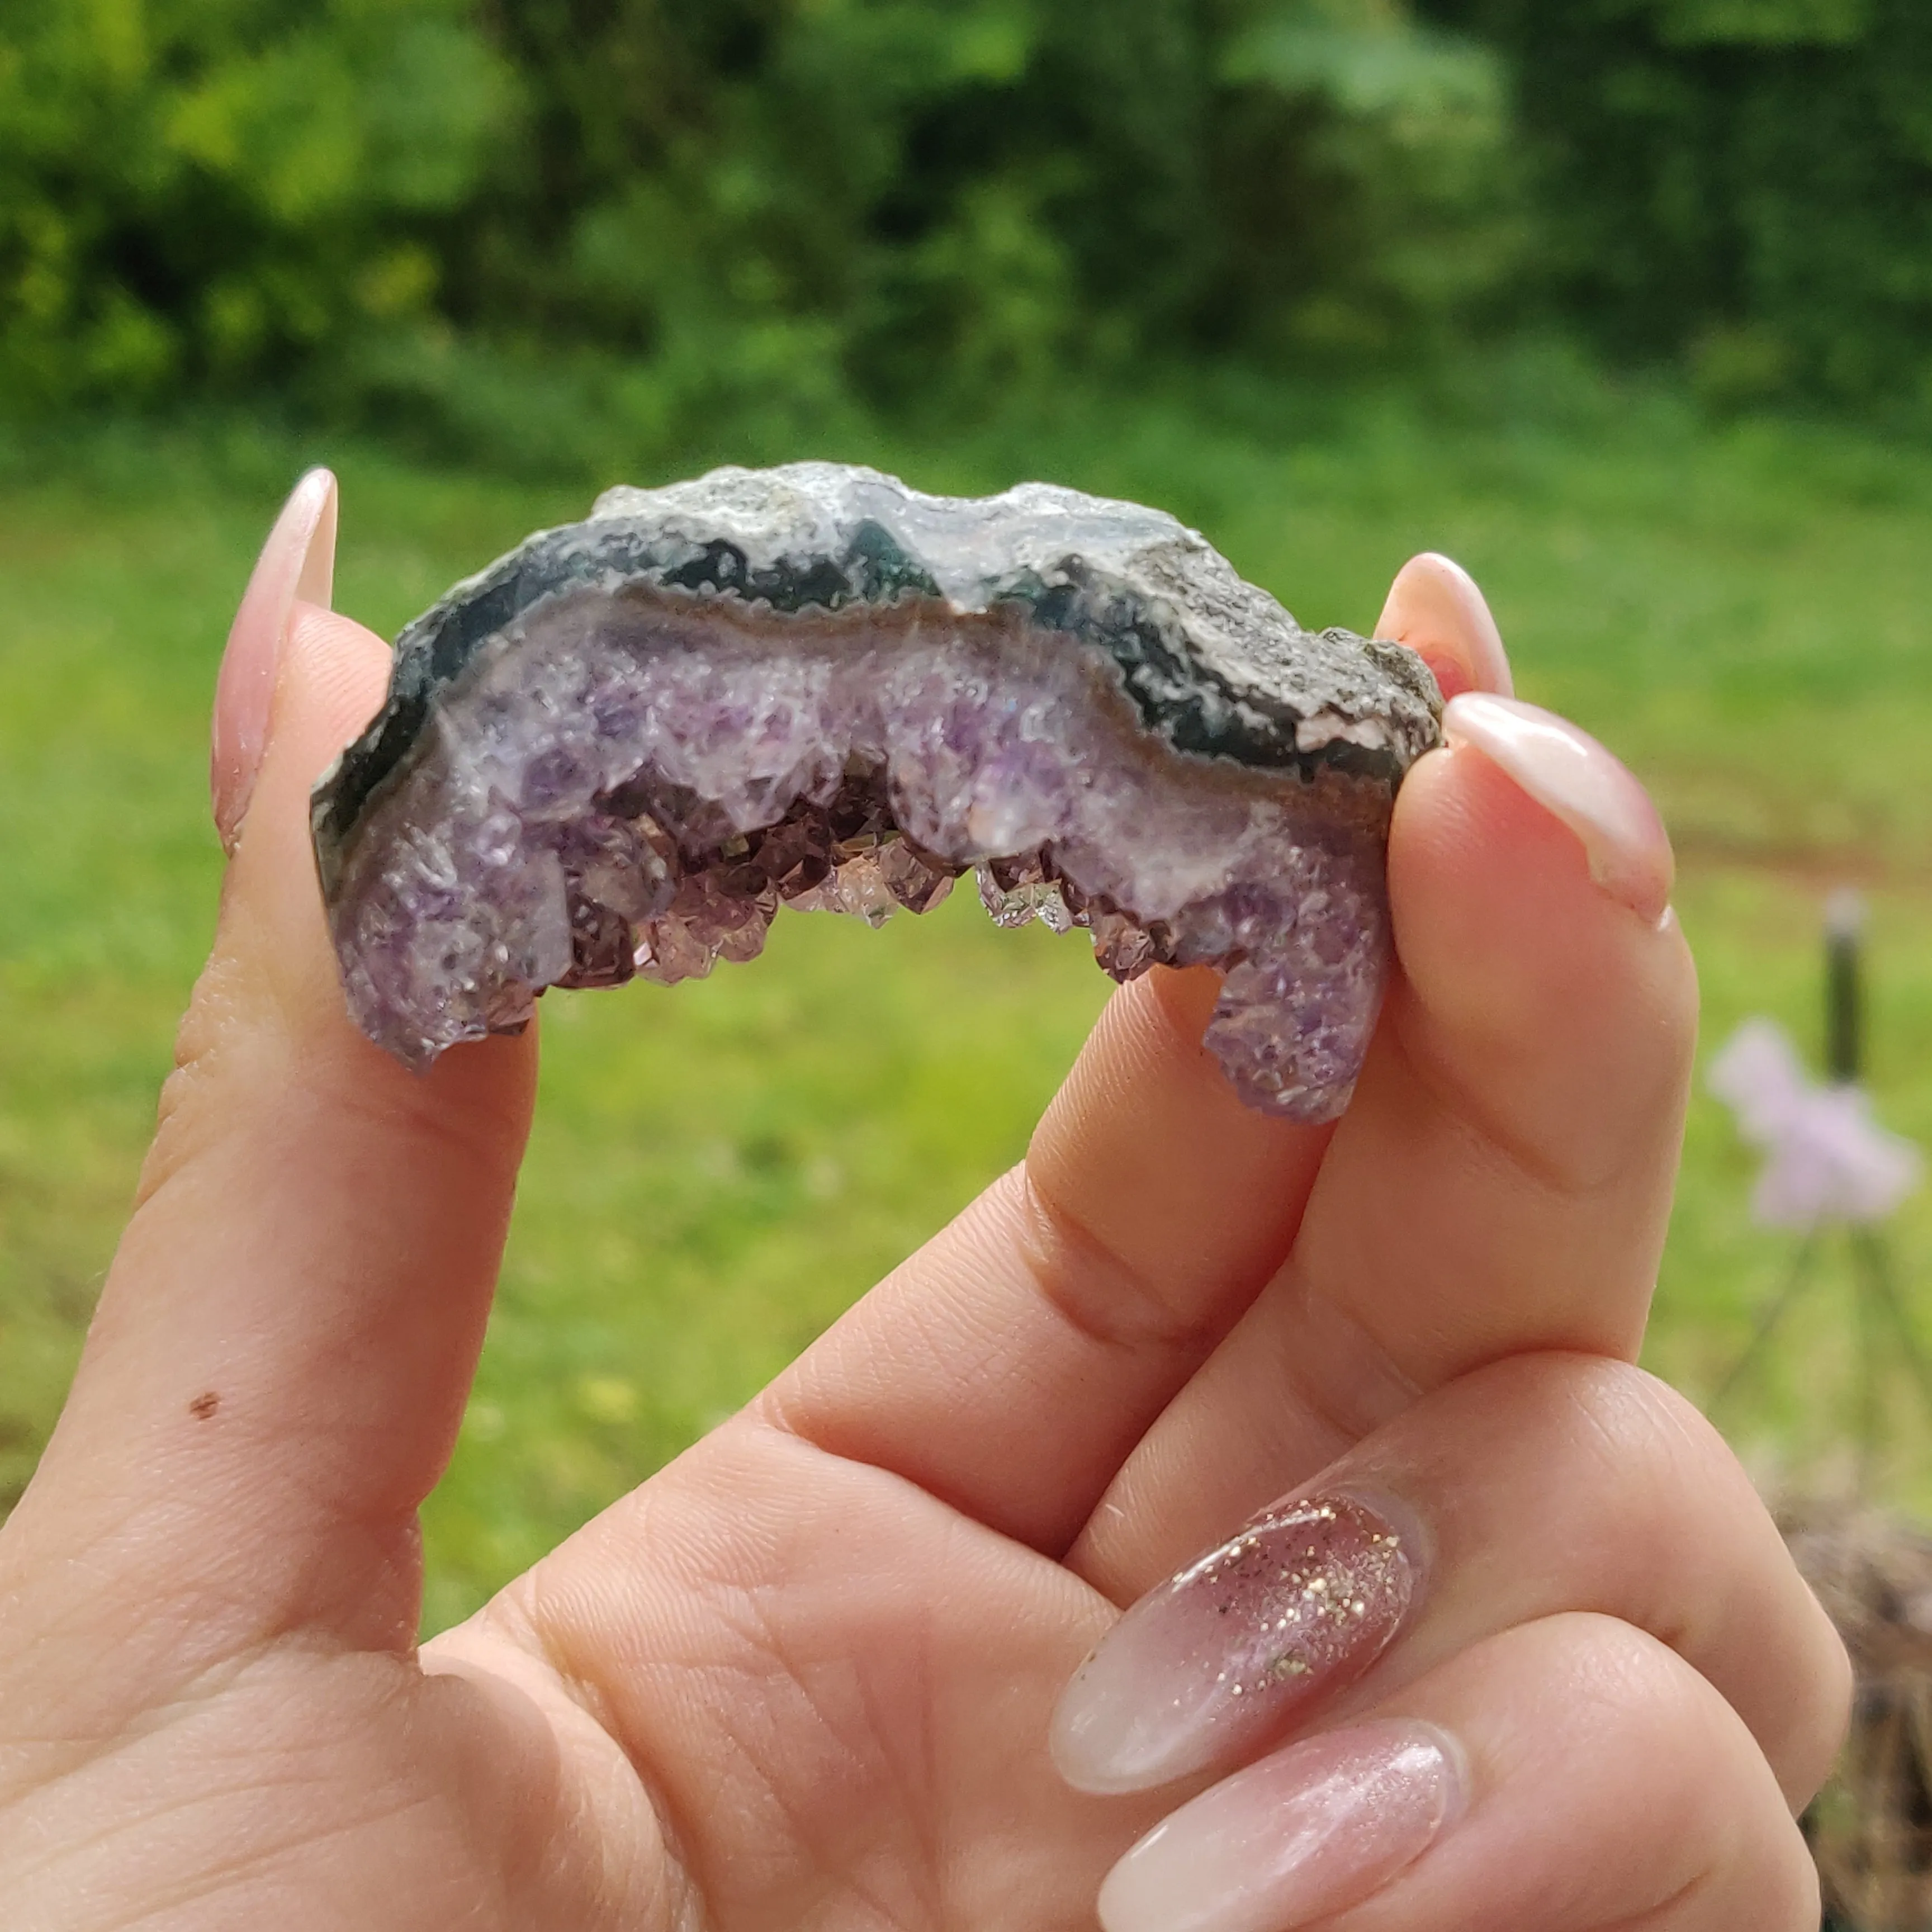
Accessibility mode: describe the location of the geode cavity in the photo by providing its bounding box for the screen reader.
[310,463,1441,1121]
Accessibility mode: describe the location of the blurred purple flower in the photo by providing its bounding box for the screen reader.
[1709,1018,1923,1229]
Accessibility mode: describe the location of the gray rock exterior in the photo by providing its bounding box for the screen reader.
[310,463,1442,1120]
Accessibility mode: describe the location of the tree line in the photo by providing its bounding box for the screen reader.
[4,0,1927,460]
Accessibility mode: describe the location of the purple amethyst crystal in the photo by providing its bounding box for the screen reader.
[310,463,1441,1121]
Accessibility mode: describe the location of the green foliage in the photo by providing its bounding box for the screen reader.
[0,1,1517,457]
[1426,0,1932,411]
[10,1,1932,437]
[457,0,1519,417]
[0,0,519,406]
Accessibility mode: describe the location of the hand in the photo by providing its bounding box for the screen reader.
[0,473,1847,1931]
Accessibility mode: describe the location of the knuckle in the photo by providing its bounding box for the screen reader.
[1549,1613,1819,1922]
[1013,1164,1210,1355]
[1673,1812,1821,1932]
[1727,1812,1822,1932]
[1555,1356,1726,1487]
[1451,1351,1730,1509]
[1781,1593,1852,1811]
[136,950,263,1210]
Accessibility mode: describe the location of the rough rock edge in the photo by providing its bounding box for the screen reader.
[312,462,1441,892]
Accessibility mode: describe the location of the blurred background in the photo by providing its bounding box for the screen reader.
[1,0,1930,1907]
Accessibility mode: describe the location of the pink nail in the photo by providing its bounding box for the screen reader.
[1097,1721,1464,1932]
[1051,1495,1418,1795]
[211,468,338,853]
[1376,552,1513,701]
[1442,693,1674,923]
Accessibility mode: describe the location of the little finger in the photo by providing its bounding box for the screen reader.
[1092,1614,1817,1932]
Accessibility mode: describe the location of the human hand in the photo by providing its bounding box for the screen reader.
[0,473,1848,1930]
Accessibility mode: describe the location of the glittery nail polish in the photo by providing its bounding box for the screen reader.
[1052,1494,1419,1794]
[1097,1721,1464,1932]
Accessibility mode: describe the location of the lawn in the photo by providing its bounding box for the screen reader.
[2,396,1929,1630]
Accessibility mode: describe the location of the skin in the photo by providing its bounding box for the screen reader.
[0,522,1848,1929]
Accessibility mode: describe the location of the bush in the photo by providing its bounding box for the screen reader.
[0,0,519,407]
[0,1,1519,461]
[1427,0,1932,412]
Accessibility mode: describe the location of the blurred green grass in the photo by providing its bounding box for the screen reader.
[2,405,1928,1631]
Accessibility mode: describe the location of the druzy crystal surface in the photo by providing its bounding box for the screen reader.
[311,463,1441,1120]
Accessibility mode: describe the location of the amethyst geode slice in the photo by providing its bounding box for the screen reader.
[310,463,1441,1120]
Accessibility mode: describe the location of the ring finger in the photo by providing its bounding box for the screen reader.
[1051,1354,1847,1810]
[1091,1614,1819,1932]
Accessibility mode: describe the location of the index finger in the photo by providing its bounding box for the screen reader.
[2,489,536,1708]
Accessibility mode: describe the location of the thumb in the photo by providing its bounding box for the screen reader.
[2,476,536,1697]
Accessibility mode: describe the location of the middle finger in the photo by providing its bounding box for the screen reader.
[1072,698,1698,1595]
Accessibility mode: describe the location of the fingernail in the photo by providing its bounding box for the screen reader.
[1097,1721,1464,1932]
[1051,1494,1419,1795]
[211,468,338,853]
[1376,552,1513,702]
[1443,693,1674,924]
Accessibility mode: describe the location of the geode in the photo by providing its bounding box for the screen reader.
[310,463,1441,1121]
